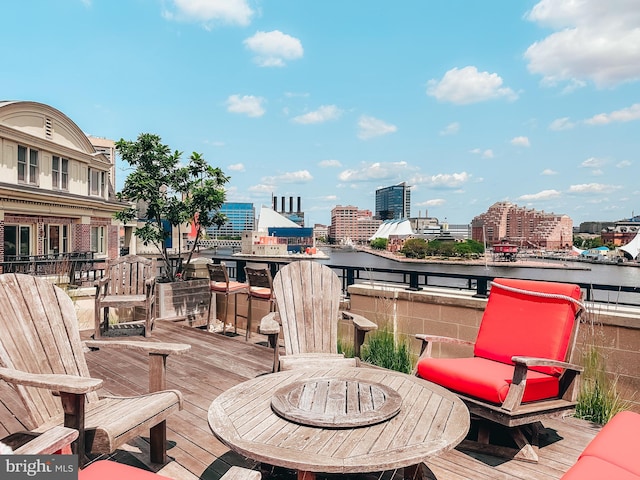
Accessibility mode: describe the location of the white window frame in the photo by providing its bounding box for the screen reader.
[91,226,106,254]
[44,224,69,255]
[18,145,39,185]
[4,224,32,258]
[52,156,69,190]
[88,168,106,198]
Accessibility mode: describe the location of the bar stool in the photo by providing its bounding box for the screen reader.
[207,262,249,335]
[244,266,276,340]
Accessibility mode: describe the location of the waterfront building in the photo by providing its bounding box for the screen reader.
[471,201,573,250]
[0,101,126,262]
[206,202,255,239]
[329,205,382,245]
[375,182,411,220]
[601,215,640,246]
[313,223,329,242]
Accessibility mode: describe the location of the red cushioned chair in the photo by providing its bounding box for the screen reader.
[561,410,640,479]
[414,278,584,463]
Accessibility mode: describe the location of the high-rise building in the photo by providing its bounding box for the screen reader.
[375,182,411,220]
[328,205,381,244]
[206,202,255,239]
[471,202,573,249]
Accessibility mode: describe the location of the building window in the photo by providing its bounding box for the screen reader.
[88,168,106,197]
[18,145,39,185]
[91,226,106,254]
[44,224,69,255]
[4,225,31,258]
[52,156,69,190]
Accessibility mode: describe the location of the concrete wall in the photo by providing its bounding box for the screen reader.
[348,283,640,412]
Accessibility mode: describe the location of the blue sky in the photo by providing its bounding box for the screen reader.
[2,0,639,227]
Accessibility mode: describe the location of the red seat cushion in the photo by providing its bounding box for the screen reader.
[210,281,248,293]
[561,455,639,480]
[474,278,581,376]
[79,460,173,480]
[416,356,559,404]
[249,287,272,299]
[579,410,640,476]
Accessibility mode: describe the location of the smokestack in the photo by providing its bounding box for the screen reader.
[297,196,301,212]
[281,196,285,212]
[272,195,277,211]
[289,196,293,213]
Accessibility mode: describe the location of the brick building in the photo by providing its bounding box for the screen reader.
[471,202,573,250]
[328,205,382,245]
[0,101,128,264]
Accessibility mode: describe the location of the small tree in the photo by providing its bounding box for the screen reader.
[401,238,428,258]
[114,133,229,281]
[370,237,388,250]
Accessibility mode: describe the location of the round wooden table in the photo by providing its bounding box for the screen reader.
[208,367,470,480]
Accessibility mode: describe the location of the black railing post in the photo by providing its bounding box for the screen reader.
[474,278,489,298]
[406,272,422,291]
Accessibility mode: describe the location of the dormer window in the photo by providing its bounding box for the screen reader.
[88,168,106,197]
[52,156,69,190]
[18,145,39,185]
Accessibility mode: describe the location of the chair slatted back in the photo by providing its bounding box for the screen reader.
[272,261,342,355]
[105,255,155,296]
[0,274,98,429]
[207,263,230,285]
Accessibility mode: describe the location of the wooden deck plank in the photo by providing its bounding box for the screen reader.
[0,321,601,480]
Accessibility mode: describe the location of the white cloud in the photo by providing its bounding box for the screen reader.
[226,94,265,117]
[518,190,561,201]
[470,148,494,159]
[584,103,640,125]
[416,198,446,206]
[541,168,558,175]
[568,183,622,194]
[511,136,531,147]
[292,105,342,124]
[318,159,342,168]
[525,0,640,88]
[617,160,632,168]
[357,115,398,140]
[167,0,254,26]
[248,183,275,193]
[338,161,412,182]
[549,117,576,131]
[228,163,245,172]
[426,66,517,105]
[244,30,303,67]
[411,172,471,189]
[580,157,606,168]
[439,122,460,136]
[263,170,313,184]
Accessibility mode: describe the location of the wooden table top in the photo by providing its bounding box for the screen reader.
[208,366,470,475]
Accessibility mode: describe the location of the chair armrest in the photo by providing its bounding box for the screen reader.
[84,340,191,356]
[0,366,103,394]
[511,356,583,372]
[414,334,475,363]
[94,276,109,289]
[341,311,377,331]
[501,357,583,412]
[12,426,79,455]
[258,312,281,335]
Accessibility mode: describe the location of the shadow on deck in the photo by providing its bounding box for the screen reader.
[0,321,601,480]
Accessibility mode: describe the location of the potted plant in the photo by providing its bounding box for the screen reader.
[114,133,229,325]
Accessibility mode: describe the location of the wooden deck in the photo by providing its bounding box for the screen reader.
[0,321,602,480]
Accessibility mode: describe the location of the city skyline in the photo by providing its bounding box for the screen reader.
[1,0,638,227]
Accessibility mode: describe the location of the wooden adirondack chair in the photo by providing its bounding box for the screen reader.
[414,277,584,463]
[0,273,190,466]
[259,261,377,372]
[94,255,157,338]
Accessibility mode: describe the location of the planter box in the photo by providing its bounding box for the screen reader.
[156,279,210,328]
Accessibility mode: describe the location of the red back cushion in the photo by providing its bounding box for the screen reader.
[474,278,582,376]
